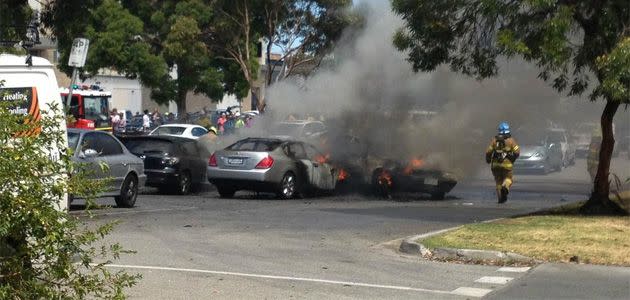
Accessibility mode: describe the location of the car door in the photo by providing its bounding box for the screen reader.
[94,133,129,192]
[287,142,315,187]
[305,143,336,190]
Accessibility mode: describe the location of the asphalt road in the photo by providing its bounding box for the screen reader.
[71,158,630,299]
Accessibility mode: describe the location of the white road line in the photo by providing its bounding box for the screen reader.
[451,287,493,298]
[497,266,531,273]
[99,264,462,296]
[475,276,514,284]
[73,207,198,216]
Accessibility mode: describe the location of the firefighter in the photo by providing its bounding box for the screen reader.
[485,122,520,203]
[587,127,602,182]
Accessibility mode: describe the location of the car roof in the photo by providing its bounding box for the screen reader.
[67,128,111,135]
[238,137,293,143]
[155,124,203,129]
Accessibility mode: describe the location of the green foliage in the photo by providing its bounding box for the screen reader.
[43,0,226,113]
[0,84,139,298]
[0,0,32,54]
[391,0,629,101]
[594,37,630,103]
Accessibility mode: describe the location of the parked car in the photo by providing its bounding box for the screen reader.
[207,137,338,199]
[149,124,209,139]
[513,128,564,174]
[547,128,576,167]
[120,136,208,195]
[270,120,327,140]
[67,129,146,207]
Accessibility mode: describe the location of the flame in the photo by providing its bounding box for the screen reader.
[403,157,424,175]
[315,154,330,164]
[377,169,393,187]
[338,168,349,181]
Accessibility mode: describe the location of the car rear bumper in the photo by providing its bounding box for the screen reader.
[145,168,179,187]
[207,167,280,192]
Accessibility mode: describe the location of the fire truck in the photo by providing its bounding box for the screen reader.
[61,85,112,131]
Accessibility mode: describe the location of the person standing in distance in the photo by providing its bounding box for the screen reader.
[485,122,520,203]
[142,109,151,132]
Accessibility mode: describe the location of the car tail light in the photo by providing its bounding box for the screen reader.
[208,153,218,167]
[255,155,274,169]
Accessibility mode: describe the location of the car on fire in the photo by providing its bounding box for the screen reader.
[207,137,338,199]
[322,133,458,200]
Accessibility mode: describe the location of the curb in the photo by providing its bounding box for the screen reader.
[399,219,540,264]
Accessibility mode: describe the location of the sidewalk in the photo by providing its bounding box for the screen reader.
[486,263,630,300]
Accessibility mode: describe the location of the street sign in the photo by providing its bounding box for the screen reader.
[68,38,89,68]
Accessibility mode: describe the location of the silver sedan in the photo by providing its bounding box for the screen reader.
[207,138,337,199]
[67,129,146,207]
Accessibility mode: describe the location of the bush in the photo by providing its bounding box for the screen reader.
[0,84,139,298]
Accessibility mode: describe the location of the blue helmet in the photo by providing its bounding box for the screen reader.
[498,122,510,135]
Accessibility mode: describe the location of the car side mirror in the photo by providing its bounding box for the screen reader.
[80,148,99,159]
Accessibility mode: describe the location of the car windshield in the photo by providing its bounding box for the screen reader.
[514,130,545,146]
[227,139,282,152]
[122,139,174,154]
[152,126,186,135]
[83,96,109,122]
[271,123,302,136]
[67,132,80,150]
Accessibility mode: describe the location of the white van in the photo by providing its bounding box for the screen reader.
[0,54,68,211]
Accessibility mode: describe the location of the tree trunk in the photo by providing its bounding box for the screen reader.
[176,86,187,117]
[581,99,626,215]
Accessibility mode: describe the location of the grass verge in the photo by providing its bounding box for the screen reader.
[421,203,630,266]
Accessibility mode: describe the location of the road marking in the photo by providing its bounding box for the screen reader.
[99,264,462,296]
[475,276,514,284]
[451,287,493,297]
[497,266,531,273]
[72,207,198,216]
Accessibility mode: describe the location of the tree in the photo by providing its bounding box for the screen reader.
[0,84,139,298]
[207,0,264,110]
[0,0,36,52]
[43,0,226,115]
[261,0,354,85]
[392,0,630,214]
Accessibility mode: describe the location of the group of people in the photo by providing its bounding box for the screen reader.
[110,108,163,134]
[215,111,254,135]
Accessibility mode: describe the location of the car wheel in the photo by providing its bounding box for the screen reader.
[217,185,236,198]
[115,174,138,208]
[277,172,298,199]
[177,171,192,195]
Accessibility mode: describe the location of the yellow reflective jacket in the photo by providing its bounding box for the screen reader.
[486,135,520,170]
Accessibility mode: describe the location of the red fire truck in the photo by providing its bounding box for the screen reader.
[61,85,112,131]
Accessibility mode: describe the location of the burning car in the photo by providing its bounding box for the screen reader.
[370,158,458,200]
[322,133,457,200]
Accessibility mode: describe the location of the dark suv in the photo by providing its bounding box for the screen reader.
[120,136,207,195]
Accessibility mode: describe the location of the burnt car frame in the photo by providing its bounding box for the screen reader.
[324,133,458,200]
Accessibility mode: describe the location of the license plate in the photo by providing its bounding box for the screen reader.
[424,177,438,186]
[228,158,244,165]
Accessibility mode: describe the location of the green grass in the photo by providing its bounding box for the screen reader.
[421,212,630,266]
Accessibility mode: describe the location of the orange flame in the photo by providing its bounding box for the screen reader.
[403,158,424,175]
[378,169,393,187]
[315,153,330,164]
[338,168,349,181]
